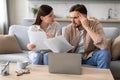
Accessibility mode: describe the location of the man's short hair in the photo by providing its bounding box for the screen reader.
[69,4,87,15]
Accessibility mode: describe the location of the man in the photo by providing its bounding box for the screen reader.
[64,4,111,68]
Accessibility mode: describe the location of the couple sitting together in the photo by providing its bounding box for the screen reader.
[27,4,111,69]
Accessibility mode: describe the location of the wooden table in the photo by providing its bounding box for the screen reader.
[0,63,114,80]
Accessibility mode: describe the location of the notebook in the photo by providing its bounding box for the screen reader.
[48,53,82,74]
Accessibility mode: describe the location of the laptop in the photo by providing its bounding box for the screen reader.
[48,53,82,74]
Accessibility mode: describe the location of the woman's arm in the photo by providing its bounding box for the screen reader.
[55,22,62,36]
[27,25,37,50]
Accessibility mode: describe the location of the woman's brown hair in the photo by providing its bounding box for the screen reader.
[33,5,53,25]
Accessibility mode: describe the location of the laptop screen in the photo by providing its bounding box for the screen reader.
[48,53,81,74]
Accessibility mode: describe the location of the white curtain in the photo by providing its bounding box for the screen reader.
[0,0,8,34]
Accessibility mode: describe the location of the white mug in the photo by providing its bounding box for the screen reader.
[17,60,29,69]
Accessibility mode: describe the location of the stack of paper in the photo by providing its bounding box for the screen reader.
[28,31,74,53]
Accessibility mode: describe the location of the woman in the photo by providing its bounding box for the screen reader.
[27,4,62,65]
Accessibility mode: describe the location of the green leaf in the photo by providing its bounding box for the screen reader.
[31,8,38,15]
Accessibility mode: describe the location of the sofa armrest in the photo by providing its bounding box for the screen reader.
[112,35,120,60]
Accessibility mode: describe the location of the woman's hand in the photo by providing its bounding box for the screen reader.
[27,43,36,50]
[46,33,54,38]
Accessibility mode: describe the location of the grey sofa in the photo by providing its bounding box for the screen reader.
[0,25,30,62]
[103,27,120,80]
[0,25,120,80]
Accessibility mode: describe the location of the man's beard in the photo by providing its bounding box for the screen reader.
[74,24,81,28]
[74,25,80,28]
[73,24,83,30]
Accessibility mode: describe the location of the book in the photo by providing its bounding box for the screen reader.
[28,31,74,53]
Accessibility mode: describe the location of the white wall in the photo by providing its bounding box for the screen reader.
[8,0,120,25]
[28,1,120,19]
[8,0,28,25]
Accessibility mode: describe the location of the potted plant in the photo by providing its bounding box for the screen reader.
[31,7,38,17]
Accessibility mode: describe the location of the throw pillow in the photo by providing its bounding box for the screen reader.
[0,35,22,53]
[112,35,120,60]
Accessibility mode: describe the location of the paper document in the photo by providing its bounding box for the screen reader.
[28,31,74,52]
[44,36,74,53]
[28,30,49,50]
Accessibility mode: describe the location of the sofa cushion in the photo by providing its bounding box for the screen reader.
[0,51,29,62]
[0,35,22,53]
[62,27,120,40]
[112,35,120,60]
[103,27,120,40]
[9,25,29,50]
